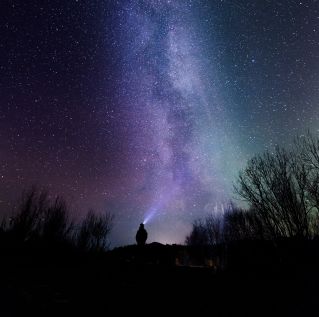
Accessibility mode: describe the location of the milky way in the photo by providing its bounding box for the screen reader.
[1,1,319,246]
[113,0,244,244]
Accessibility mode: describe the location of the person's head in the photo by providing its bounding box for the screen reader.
[139,223,144,228]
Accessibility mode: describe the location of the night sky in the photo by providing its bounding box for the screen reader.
[1,0,319,246]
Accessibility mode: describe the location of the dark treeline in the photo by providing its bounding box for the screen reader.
[187,132,319,245]
[0,188,114,254]
[185,133,319,272]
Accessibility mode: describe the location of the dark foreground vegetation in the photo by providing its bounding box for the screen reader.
[2,133,319,316]
[0,240,318,316]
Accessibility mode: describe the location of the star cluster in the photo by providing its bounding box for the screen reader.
[1,1,319,246]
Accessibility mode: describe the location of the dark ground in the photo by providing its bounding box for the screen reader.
[0,243,318,317]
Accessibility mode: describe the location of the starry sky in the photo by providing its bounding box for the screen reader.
[1,0,319,246]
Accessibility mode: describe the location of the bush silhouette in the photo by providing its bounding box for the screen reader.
[76,210,114,251]
[0,188,114,252]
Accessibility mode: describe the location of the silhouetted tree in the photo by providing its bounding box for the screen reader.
[186,206,263,247]
[204,213,224,245]
[223,207,264,241]
[1,188,117,253]
[8,189,47,242]
[235,145,318,239]
[294,132,319,235]
[4,189,74,248]
[185,213,225,246]
[41,197,74,245]
[185,219,208,246]
[77,210,114,251]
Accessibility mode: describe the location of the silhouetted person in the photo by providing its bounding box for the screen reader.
[136,223,147,246]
